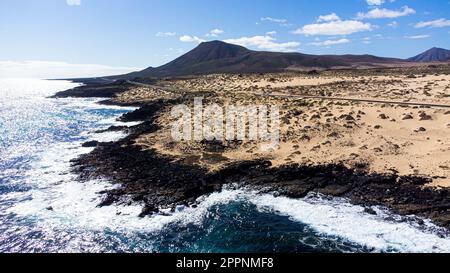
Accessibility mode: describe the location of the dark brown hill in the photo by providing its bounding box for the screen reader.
[119,40,408,79]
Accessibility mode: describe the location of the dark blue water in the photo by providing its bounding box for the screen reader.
[1,79,449,253]
[147,201,373,253]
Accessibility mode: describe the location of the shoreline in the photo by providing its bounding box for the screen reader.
[54,69,450,230]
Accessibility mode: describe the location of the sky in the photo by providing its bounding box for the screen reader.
[0,0,449,78]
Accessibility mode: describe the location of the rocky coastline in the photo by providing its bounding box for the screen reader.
[55,78,450,230]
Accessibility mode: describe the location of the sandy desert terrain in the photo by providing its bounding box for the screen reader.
[113,65,450,187]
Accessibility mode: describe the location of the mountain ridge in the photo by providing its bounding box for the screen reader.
[116,42,449,79]
[118,41,411,79]
[408,47,450,62]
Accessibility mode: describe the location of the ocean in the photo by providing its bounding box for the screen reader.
[0,79,450,253]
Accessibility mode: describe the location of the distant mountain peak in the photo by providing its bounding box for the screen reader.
[409,47,450,62]
[198,40,233,46]
[186,40,250,61]
[197,40,245,48]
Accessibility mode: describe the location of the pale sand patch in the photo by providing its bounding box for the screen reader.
[236,77,350,89]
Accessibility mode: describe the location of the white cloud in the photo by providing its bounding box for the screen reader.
[356,6,415,19]
[260,17,287,23]
[179,35,205,43]
[362,37,372,44]
[206,28,224,37]
[310,38,350,46]
[415,18,450,28]
[266,31,277,36]
[317,13,341,22]
[156,32,177,37]
[293,20,373,36]
[387,21,399,28]
[0,61,142,79]
[66,0,81,6]
[367,0,397,6]
[224,36,300,52]
[404,34,431,39]
[260,17,292,27]
[366,0,384,6]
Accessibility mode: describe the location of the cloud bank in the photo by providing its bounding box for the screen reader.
[415,18,450,28]
[0,61,142,79]
[310,38,350,46]
[206,29,224,37]
[224,35,300,52]
[66,0,81,6]
[293,20,373,36]
[179,35,205,43]
[356,6,415,20]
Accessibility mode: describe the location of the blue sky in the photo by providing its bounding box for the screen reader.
[0,0,449,78]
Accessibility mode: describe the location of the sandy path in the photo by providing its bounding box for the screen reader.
[268,93,450,109]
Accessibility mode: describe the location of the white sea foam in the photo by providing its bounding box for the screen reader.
[149,188,450,253]
[248,192,450,253]
[172,189,450,253]
[63,99,138,112]
[10,173,450,253]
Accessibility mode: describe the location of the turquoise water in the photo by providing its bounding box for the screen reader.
[1,79,450,253]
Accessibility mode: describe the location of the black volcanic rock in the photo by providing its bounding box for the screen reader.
[52,81,134,98]
[409,47,450,62]
[118,41,407,79]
